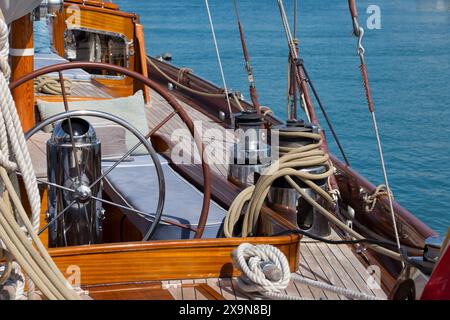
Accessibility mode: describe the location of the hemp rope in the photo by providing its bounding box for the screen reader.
[364,184,393,212]
[35,75,73,96]
[224,130,402,261]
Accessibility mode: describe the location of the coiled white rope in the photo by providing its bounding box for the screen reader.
[232,243,385,300]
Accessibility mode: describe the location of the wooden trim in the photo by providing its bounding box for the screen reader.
[64,1,133,17]
[11,14,35,131]
[52,2,139,98]
[49,235,300,285]
[84,281,225,300]
[66,0,120,11]
[86,282,174,300]
[135,23,151,104]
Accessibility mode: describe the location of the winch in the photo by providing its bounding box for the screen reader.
[46,118,103,247]
[268,119,331,237]
[228,110,271,186]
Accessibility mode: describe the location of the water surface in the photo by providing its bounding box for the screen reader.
[114,0,450,234]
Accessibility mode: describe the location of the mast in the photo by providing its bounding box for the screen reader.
[233,0,261,113]
[10,13,35,131]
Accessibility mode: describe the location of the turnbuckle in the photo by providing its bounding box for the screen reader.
[351,17,366,60]
[356,26,365,57]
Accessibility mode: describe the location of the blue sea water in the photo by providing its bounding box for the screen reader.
[102,0,449,234]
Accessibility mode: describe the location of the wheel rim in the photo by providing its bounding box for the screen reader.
[11,61,212,239]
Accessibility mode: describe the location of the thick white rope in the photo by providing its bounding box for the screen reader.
[0,12,40,297]
[0,16,81,300]
[0,19,41,233]
[232,243,385,300]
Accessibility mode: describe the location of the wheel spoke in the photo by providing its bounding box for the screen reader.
[37,180,191,233]
[36,177,75,193]
[91,195,155,221]
[30,108,179,238]
[89,110,177,189]
[91,195,193,231]
[38,199,77,236]
[58,71,83,184]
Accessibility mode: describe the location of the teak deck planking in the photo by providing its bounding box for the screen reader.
[157,229,387,300]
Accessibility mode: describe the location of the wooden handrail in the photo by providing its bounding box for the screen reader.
[135,23,151,104]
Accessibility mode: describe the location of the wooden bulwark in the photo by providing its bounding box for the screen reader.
[49,235,300,286]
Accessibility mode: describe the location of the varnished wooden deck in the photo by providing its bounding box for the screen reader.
[146,89,234,177]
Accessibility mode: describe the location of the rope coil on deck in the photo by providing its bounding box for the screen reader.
[232,243,384,300]
[35,76,73,96]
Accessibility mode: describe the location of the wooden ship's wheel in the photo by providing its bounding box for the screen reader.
[10,61,213,241]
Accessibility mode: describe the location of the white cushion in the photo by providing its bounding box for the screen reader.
[36,90,149,155]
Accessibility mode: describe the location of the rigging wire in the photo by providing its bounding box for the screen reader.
[277,0,310,123]
[289,0,299,120]
[204,0,234,125]
[278,0,350,166]
[299,61,351,166]
[347,0,403,265]
[233,0,261,112]
[293,0,298,38]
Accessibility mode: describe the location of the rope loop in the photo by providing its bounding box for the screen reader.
[232,243,384,300]
[364,184,394,212]
[232,243,291,297]
[0,249,13,285]
[177,67,193,86]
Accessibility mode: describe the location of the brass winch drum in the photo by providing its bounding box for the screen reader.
[267,166,330,237]
[268,120,331,237]
[46,118,103,247]
[228,111,271,186]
